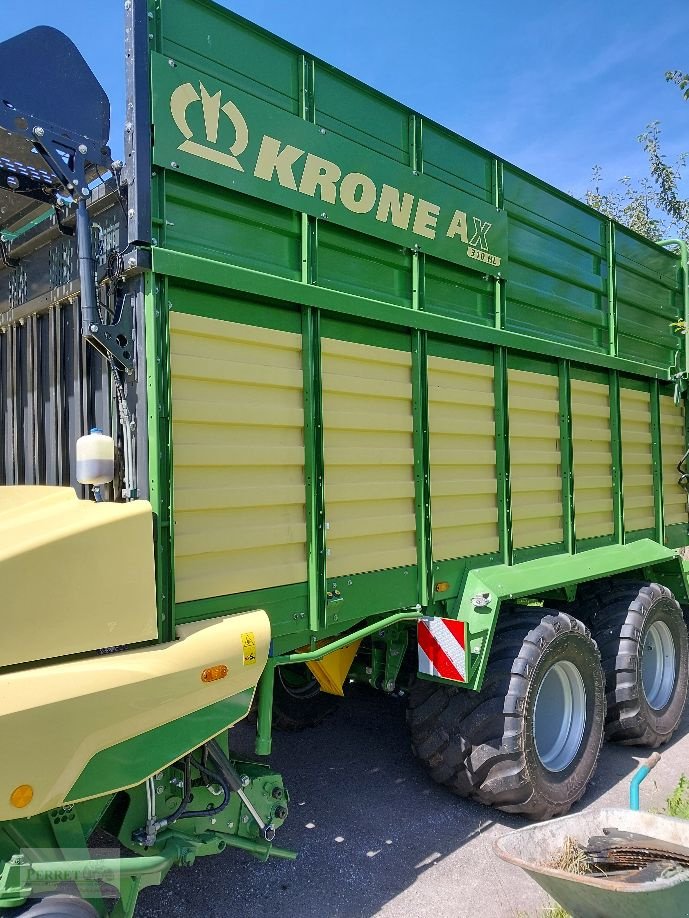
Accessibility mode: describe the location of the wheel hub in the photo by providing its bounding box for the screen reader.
[533,660,587,772]
[641,620,676,710]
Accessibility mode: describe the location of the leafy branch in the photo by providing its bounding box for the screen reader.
[666,70,689,101]
[585,122,688,242]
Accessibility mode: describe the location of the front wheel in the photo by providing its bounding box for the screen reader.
[590,581,689,747]
[272,664,339,731]
[20,896,98,917]
[408,610,605,820]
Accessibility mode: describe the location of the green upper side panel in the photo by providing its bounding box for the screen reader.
[150,0,684,374]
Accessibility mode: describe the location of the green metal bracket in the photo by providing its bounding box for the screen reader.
[411,329,433,605]
[650,378,665,544]
[659,238,689,397]
[606,221,618,358]
[0,855,32,909]
[447,539,682,691]
[366,622,410,693]
[302,306,327,634]
[609,369,625,545]
[0,849,176,917]
[494,347,513,565]
[559,360,575,554]
[146,273,175,641]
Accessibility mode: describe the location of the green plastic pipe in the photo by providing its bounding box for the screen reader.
[221,836,297,860]
[629,752,661,811]
[255,609,422,755]
[27,853,174,883]
[255,662,276,756]
[272,610,422,665]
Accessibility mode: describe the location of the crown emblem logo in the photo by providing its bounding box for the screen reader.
[170,82,249,172]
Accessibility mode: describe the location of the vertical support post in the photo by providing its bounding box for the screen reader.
[411,330,432,606]
[658,239,689,380]
[409,111,431,604]
[255,662,276,757]
[298,53,325,635]
[494,347,513,565]
[609,370,625,545]
[607,221,618,358]
[76,198,99,333]
[409,113,423,174]
[650,378,665,544]
[124,0,153,246]
[145,272,175,641]
[302,307,326,634]
[559,360,575,554]
[492,159,505,330]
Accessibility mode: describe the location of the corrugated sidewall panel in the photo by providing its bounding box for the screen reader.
[169,311,307,602]
[620,385,655,532]
[0,301,111,492]
[570,378,614,539]
[660,394,687,526]
[509,368,563,549]
[427,355,499,559]
[322,338,416,577]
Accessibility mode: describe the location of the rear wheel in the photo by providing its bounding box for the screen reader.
[590,581,689,747]
[408,609,605,820]
[20,896,98,917]
[272,664,339,731]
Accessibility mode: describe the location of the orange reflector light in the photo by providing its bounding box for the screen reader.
[10,784,33,808]
[435,581,450,593]
[202,664,228,683]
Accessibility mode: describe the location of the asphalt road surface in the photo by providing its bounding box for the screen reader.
[136,685,689,918]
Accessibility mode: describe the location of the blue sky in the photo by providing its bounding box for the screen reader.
[2,0,686,200]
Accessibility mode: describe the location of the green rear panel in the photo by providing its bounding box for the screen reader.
[146,0,688,650]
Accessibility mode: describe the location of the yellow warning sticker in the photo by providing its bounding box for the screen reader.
[241,631,257,666]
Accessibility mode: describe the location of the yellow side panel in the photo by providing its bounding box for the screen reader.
[661,395,687,526]
[620,386,655,532]
[509,369,563,549]
[428,355,499,559]
[322,338,416,577]
[0,610,269,818]
[0,486,157,667]
[170,312,307,602]
[571,379,614,539]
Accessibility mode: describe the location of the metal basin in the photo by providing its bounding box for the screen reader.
[494,807,689,918]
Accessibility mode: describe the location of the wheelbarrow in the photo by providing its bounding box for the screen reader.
[494,755,689,918]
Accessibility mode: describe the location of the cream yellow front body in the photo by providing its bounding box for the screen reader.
[0,610,270,819]
[0,486,157,667]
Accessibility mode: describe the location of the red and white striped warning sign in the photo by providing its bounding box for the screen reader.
[417,617,466,683]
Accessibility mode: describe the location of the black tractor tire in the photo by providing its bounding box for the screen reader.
[20,896,98,917]
[272,664,339,731]
[589,581,689,747]
[407,609,606,820]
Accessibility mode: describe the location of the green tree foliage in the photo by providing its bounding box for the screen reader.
[666,70,689,101]
[585,122,688,242]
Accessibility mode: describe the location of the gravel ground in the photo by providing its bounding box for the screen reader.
[135,685,689,918]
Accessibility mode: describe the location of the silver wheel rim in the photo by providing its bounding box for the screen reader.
[641,620,676,710]
[533,660,587,772]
